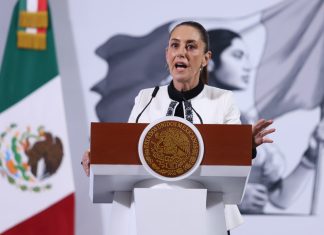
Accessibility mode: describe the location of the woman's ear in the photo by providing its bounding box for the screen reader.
[202,51,212,67]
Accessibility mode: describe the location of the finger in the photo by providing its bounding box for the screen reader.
[254,191,269,202]
[258,121,274,133]
[250,204,265,211]
[81,158,89,168]
[81,150,91,177]
[261,128,276,137]
[252,199,268,207]
[82,151,88,162]
[83,163,90,176]
[261,138,274,144]
[253,184,268,193]
[253,121,272,138]
[82,150,91,162]
[253,119,267,132]
[82,163,87,173]
[255,120,274,132]
[253,193,268,203]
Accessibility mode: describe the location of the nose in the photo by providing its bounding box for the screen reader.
[243,57,252,72]
[243,67,251,73]
[176,45,186,58]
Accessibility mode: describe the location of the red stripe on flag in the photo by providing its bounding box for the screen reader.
[37,0,47,34]
[38,0,47,11]
[2,193,75,235]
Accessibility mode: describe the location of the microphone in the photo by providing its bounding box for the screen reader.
[179,91,203,124]
[191,105,203,124]
[135,86,160,123]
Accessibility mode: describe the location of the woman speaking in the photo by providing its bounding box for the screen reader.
[82,21,275,234]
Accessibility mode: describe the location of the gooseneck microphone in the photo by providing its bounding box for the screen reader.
[135,86,160,123]
[191,106,203,124]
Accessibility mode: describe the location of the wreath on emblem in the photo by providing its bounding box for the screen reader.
[0,124,64,192]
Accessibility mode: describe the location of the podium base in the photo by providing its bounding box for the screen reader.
[106,179,239,235]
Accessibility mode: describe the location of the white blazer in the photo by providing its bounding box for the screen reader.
[128,84,244,230]
[129,85,241,125]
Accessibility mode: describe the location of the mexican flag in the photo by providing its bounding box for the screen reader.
[0,0,75,234]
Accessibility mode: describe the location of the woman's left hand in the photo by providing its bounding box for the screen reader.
[252,119,276,148]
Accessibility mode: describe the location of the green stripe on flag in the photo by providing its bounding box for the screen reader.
[18,0,26,31]
[0,2,58,113]
[18,0,27,12]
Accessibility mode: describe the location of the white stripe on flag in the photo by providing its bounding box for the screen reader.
[27,0,38,11]
[26,0,38,34]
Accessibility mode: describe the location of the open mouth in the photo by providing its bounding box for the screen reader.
[175,62,188,69]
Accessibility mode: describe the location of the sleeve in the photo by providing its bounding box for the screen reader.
[252,148,257,159]
[223,91,241,124]
[128,90,144,123]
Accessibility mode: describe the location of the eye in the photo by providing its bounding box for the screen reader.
[170,42,179,48]
[232,50,244,59]
[186,44,196,50]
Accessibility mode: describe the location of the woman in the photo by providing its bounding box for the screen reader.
[82,21,275,233]
[207,29,283,214]
[207,28,322,214]
[208,29,251,91]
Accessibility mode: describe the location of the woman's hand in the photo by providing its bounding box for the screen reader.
[302,119,324,166]
[81,149,90,177]
[239,183,269,214]
[252,119,276,148]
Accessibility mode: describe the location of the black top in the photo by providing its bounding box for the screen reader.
[167,79,204,118]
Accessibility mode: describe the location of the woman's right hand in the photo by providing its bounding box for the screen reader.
[81,149,90,177]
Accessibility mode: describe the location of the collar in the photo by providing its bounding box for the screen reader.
[167,79,204,102]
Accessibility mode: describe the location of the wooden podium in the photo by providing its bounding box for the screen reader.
[89,122,252,235]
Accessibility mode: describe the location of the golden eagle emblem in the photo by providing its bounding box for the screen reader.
[142,120,200,178]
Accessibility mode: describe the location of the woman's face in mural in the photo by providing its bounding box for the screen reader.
[214,38,251,90]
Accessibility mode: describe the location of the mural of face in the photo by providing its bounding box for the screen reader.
[213,37,252,90]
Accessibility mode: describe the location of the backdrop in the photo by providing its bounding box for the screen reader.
[0,0,323,234]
